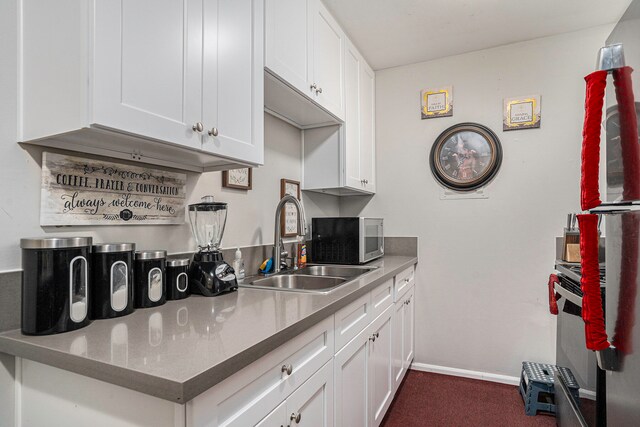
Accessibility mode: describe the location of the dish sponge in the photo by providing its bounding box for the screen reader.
[259,258,274,274]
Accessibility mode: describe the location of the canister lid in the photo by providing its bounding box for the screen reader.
[167,258,190,267]
[93,243,136,253]
[135,250,167,260]
[20,237,93,249]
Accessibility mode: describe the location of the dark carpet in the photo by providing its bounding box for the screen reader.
[381,370,556,427]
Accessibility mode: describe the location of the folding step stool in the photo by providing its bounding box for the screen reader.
[519,361,580,416]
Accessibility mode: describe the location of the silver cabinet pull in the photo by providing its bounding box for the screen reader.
[192,122,204,132]
[281,364,293,375]
[290,412,301,424]
[208,127,219,137]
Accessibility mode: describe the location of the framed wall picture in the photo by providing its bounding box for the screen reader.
[503,95,541,131]
[421,86,453,119]
[429,122,503,191]
[280,178,301,237]
[222,168,252,190]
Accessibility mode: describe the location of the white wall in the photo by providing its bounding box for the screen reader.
[341,25,613,377]
[0,0,337,272]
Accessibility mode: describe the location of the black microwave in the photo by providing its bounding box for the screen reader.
[311,217,384,265]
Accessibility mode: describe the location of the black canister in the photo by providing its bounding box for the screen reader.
[166,258,190,300]
[21,237,93,335]
[91,243,136,319]
[134,250,167,308]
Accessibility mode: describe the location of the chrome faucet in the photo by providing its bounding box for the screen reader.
[273,194,307,273]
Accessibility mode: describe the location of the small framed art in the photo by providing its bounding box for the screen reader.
[222,168,252,190]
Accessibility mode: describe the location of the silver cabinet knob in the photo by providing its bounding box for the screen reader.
[192,122,204,132]
[208,127,219,137]
[369,333,377,342]
[310,83,317,91]
[374,332,379,338]
[281,364,293,375]
[290,412,301,424]
[316,87,323,94]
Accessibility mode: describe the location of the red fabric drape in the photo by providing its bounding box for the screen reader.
[580,70,608,211]
[578,214,610,351]
[548,274,559,315]
[613,66,640,201]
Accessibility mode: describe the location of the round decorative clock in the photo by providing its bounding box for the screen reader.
[429,122,503,191]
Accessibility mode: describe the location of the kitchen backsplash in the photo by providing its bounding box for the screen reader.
[0,237,417,333]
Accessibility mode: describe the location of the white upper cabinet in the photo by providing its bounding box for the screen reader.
[264,0,345,125]
[310,0,345,119]
[93,0,203,150]
[18,0,264,172]
[201,0,264,165]
[344,39,376,193]
[264,0,312,95]
[303,37,376,196]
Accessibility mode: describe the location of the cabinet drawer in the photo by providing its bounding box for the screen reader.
[394,266,415,302]
[371,279,393,320]
[187,317,334,427]
[334,292,372,351]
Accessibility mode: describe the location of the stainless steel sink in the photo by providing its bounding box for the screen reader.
[243,275,347,293]
[239,264,377,294]
[293,265,375,278]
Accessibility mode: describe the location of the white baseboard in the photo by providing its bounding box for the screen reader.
[410,362,520,386]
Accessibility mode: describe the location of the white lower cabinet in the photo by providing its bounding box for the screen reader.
[187,316,334,426]
[403,287,415,371]
[257,360,334,427]
[392,285,415,392]
[368,306,394,427]
[285,360,334,427]
[334,324,370,427]
[334,304,394,427]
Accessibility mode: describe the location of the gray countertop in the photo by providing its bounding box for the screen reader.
[0,256,417,403]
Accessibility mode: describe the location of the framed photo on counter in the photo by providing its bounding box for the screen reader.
[280,179,301,237]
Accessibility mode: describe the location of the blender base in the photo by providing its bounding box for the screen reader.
[189,251,238,297]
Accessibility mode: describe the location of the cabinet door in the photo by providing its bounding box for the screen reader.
[310,0,345,120]
[343,41,362,189]
[391,298,405,393]
[359,62,376,193]
[264,0,312,95]
[286,361,334,427]
[334,328,369,427]
[368,306,394,427]
[403,287,415,370]
[201,0,264,165]
[256,401,286,427]
[93,0,203,150]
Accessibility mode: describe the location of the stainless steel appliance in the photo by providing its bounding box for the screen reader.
[311,217,383,265]
[556,1,640,425]
[188,195,238,296]
[555,263,606,426]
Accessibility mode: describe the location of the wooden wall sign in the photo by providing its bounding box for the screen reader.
[41,152,187,226]
[280,179,301,237]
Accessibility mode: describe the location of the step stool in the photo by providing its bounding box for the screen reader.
[519,361,580,416]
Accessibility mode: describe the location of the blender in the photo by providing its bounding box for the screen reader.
[188,196,238,296]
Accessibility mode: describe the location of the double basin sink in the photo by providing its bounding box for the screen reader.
[239,265,376,294]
